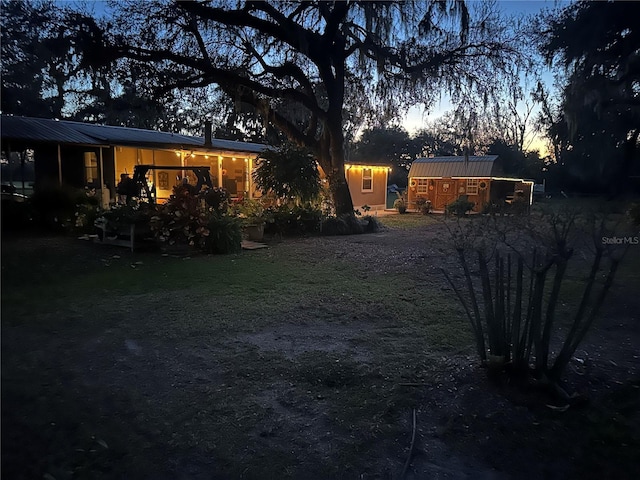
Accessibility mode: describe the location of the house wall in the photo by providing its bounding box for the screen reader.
[345,165,388,210]
[408,177,533,212]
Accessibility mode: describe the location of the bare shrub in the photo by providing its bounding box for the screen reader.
[441,208,630,397]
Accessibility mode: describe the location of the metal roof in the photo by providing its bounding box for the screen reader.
[1,115,268,154]
[1,115,102,145]
[408,156,502,178]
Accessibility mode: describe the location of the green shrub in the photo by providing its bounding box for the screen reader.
[264,204,322,236]
[74,202,101,234]
[393,197,407,214]
[360,215,381,233]
[321,215,351,235]
[31,185,98,232]
[229,197,265,227]
[481,202,505,215]
[204,215,242,254]
[628,203,640,225]
[322,213,363,235]
[511,197,530,215]
[415,197,432,215]
[253,144,320,202]
[1,198,33,231]
[149,184,213,249]
[202,187,231,214]
[446,196,474,216]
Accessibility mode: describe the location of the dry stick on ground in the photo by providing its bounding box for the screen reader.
[400,408,417,479]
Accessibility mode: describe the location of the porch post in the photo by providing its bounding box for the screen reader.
[20,150,26,196]
[244,157,249,196]
[180,151,184,181]
[98,147,108,208]
[7,142,13,188]
[57,144,62,186]
[248,157,253,198]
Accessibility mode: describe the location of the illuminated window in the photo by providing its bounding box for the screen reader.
[467,178,479,195]
[84,152,98,184]
[362,168,373,192]
[417,179,429,194]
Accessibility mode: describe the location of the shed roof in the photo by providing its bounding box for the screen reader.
[408,156,502,178]
[1,115,268,154]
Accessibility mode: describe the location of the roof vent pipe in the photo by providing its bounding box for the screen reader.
[204,120,212,147]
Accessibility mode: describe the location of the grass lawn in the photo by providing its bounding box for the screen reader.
[2,207,639,479]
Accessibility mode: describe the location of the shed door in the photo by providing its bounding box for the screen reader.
[434,179,457,210]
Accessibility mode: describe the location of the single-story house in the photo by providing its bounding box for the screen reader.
[1,115,391,211]
[1,115,268,207]
[407,155,533,212]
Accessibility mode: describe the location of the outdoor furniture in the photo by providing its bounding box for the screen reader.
[133,165,214,203]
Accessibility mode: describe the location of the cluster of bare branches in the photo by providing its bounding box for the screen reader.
[441,208,630,395]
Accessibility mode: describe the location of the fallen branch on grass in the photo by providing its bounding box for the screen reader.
[400,408,417,479]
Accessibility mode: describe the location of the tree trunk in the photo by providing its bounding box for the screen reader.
[326,166,354,216]
[614,129,639,195]
[318,120,354,217]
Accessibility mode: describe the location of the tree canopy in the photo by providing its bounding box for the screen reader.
[538,0,640,192]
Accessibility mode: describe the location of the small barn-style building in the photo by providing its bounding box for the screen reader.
[407,155,533,212]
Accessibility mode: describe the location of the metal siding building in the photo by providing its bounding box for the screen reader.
[407,156,502,178]
[406,155,533,212]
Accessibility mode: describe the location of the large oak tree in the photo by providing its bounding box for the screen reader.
[539,0,640,192]
[82,0,515,216]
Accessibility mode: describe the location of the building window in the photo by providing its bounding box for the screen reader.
[362,168,373,192]
[84,152,98,184]
[466,178,479,195]
[417,179,429,194]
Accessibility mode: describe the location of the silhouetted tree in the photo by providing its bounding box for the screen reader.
[81,0,516,220]
[538,1,640,193]
[350,126,419,187]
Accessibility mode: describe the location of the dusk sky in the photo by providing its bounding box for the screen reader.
[62,0,571,151]
[403,0,570,154]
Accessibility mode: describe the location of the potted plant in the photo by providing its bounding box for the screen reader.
[393,192,407,214]
[231,198,266,241]
[415,197,432,215]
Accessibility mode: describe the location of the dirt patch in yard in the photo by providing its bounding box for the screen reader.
[2,217,639,479]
